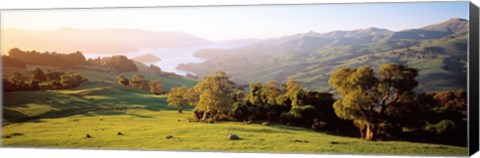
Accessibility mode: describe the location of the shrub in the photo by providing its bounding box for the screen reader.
[230,102,253,121]
[116,74,129,86]
[60,73,87,88]
[30,68,47,82]
[46,71,65,81]
[425,120,456,134]
[130,74,149,90]
[266,111,279,122]
[149,80,164,95]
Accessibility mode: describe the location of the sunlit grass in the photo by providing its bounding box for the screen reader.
[2,110,467,155]
[1,67,468,155]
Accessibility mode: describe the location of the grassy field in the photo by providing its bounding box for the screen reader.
[2,66,195,124]
[2,109,468,155]
[1,67,468,156]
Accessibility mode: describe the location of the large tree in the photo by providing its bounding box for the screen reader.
[261,80,282,106]
[194,71,236,121]
[167,86,190,113]
[328,63,418,140]
[30,67,47,82]
[148,80,164,95]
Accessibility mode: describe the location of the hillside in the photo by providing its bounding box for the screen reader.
[1,28,212,54]
[2,65,196,124]
[177,18,468,92]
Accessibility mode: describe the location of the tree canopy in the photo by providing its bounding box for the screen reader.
[167,87,190,113]
[329,63,418,140]
[193,71,236,120]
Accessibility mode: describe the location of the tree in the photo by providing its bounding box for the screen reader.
[149,80,164,95]
[261,80,282,106]
[247,80,283,120]
[130,74,148,90]
[285,78,303,101]
[167,87,189,113]
[184,88,200,107]
[60,73,87,88]
[328,64,418,141]
[248,82,264,106]
[64,51,87,67]
[8,48,87,67]
[115,74,129,86]
[46,71,66,81]
[194,71,236,121]
[8,72,26,86]
[30,67,47,82]
[103,55,138,72]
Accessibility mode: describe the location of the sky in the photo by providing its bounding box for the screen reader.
[1,1,470,41]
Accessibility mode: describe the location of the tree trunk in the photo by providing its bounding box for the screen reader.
[354,121,366,139]
[202,110,207,120]
[358,126,365,139]
[178,106,183,113]
[364,124,377,141]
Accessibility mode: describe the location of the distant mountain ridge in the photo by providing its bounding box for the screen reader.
[1,28,212,54]
[178,18,469,93]
[421,18,468,33]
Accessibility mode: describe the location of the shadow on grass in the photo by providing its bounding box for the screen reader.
[84,110,155,118]
[225,127,293,134]
[268,124,309,132]
[3,81,174,125]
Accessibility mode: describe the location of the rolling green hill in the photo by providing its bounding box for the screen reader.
[2,65,196,124]
[1,18,470,155]
[177,18,468,93]
[2,65,469,155]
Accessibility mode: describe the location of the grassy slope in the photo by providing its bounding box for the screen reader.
[2,66,195,123]
[1,66,468,155]
[179,34,467,93]
[1,109,467,155]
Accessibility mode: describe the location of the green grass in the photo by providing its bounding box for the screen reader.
[2,110,467,155]
[2,81,173,123]
[2,66,193,124]
[1,66,468,155]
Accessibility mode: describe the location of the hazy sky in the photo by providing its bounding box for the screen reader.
[1,1,469,41]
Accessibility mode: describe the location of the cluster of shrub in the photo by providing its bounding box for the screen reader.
[167,74,361,137]
[115,74,164,95]
[87,55,138,72]
[4,48,193,80]
[4,48,138,73]
[3,68,87,92]
[146,64,182,79]
[167,66,467,146]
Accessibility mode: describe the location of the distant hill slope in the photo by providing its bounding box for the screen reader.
[388,18,468,41]
[1,28,212,54]
[133,54,162,63]
[177,18,468,93]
